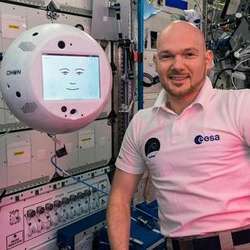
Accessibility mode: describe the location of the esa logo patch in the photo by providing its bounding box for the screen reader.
[194,134,220,145]
[145,138,160,158]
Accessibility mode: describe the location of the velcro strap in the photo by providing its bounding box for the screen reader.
[219,231,234,250]
[179,240,194,250]
[234,243,250,250]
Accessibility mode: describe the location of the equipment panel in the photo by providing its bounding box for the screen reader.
[0,167,110,250]
[0,119,112,192]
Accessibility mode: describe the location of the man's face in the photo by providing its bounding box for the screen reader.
[154,24,213,99]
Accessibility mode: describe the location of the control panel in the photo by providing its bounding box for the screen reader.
[0,167,110,250]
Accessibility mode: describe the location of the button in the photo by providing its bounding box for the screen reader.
[61,106,67,112]
[70,109,77,114]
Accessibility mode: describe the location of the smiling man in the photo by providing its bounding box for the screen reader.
[107,21,250,250]
[154,21,213,114]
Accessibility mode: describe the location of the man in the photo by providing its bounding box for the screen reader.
[106,21,250,250]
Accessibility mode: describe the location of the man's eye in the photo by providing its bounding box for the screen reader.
[184,53,196,58]
[159,54,172,60]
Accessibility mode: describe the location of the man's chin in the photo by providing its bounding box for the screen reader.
[168,87,193,98]
[171,79,188,85]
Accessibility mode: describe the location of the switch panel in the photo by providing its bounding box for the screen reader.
[0,167,111,250]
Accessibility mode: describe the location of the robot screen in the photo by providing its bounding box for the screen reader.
[0,23,112,134]
[42,54,100,101]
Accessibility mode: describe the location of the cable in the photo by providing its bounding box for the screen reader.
[50,154,160,224]
[0,189,6,202]
[234,57,250,71]
[213,67,234,88]
[230,75,237,89]
[143,72,160,87]
[132,205,159,222]
[0,128,10,138]
[230,57,250,89]
[50,155,109,196]
[48,131,161,237]
[50,153,162,250]
[213,66,249,88]
[143,72,154,87]
[193,0,202,14]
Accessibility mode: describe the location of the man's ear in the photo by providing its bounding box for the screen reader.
[205,50,214,74]
[153,54,157,64]
[153,53,159,72]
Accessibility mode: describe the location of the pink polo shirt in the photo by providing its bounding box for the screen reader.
[116,77,250,237]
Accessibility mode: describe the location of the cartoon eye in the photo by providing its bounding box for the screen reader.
[75,68,84,75]
[59,68,70,75]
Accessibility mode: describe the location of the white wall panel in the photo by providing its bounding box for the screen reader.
[94,119,112,164]
[78,123,96,166]
[30,131,54,180]
[6,131,32,186]
[0,135,7,189]
[56,131,79,171]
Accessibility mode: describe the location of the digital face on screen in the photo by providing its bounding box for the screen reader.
[42,54,100,100]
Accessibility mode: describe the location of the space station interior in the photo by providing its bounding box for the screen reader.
[0,0,249,250]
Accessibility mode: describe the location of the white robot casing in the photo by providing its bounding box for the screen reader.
[0,23,112,134]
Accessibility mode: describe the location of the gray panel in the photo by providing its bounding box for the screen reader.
[1,0,46,7]
[0,135,7,190]
[19,41,36,51]
[30,239,58,250]
[91,0,131,40]
[21,102,37,113]
[60,4,92,17]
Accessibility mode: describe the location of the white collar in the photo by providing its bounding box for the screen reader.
[153,77,215,112]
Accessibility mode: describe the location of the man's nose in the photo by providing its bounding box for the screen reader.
[172,55,184,69]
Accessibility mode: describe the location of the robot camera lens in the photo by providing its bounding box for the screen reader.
[58,41,66,49]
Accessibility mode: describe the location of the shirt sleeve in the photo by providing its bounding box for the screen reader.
[115,111,145,174]
[238,90,250,146]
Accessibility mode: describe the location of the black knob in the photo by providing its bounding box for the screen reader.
[62,197,70,205]
[36,206,45,215]
[84,190,91,196]
[54,200,62,208]
[61,106,67,112]
[70,194,77,202]
[45,203,53,211]
[27,209,36,218]
[77,192,84,199]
